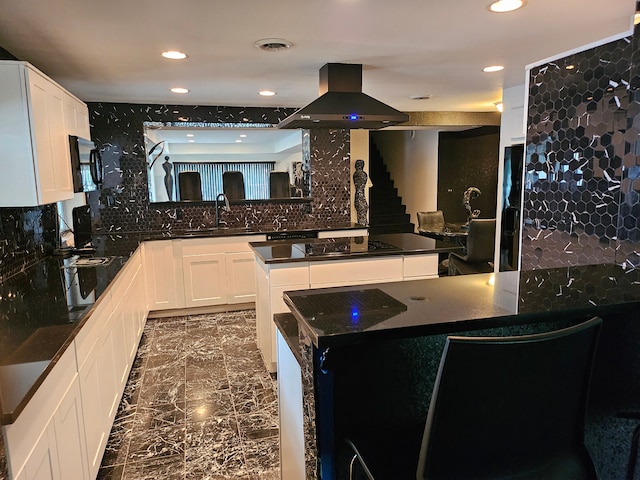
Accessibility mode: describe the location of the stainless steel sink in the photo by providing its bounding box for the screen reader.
[66,256,116,268]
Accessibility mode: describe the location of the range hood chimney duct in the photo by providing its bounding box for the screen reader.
[278,63,409,130]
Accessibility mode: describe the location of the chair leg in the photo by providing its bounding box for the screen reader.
[345,438,375,480]
[349,453,358,480]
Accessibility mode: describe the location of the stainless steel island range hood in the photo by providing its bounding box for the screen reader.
[278,63,409,130]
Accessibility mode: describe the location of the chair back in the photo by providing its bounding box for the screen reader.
[417,211,445,232]
[463,218,495,262]
[417,317,602,480]
[223,171,245,200]
[270,171,291,198]
[178,171,202,201]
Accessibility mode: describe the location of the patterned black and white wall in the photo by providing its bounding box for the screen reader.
[87,103,352,234]
[521,31,640,270]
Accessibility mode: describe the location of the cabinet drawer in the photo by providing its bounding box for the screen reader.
[181,236,263,255]
[269,263,310,287]
[310,257,403,285]
[403,254,439,278]
[2,344,77,476]
[74,292,113,369]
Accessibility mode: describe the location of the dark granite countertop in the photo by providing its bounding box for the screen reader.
[99,222,366,242]
[0,255,129,423]
[281,264,640,349]
[250,233,462,264]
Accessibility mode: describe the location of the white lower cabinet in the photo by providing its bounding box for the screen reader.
[15,421,59,480]
[182,252,227,307]
[77,249,147,479]
[4,345,83,480]
[145,236,266,312]
[276,330,305,480]
[53,378,89,480]
[4,248,149,480]
[78,338,110,479]
[144,240,183,310]
[226,252,258,304]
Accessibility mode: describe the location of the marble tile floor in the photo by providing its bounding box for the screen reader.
[97,309,280,480]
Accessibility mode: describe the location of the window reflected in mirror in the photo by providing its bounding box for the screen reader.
[143,124,310,203]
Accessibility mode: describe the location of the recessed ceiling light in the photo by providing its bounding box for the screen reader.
[188,140,195,143]
[186,134,194,137]
[488,0,525,13]
[259,90,277,96]
[170,87,189,94]
[483,65,504,73]
[254,38,293,52]
[240,134,247,138]
[161,50,188,60]
[236,140,242,143]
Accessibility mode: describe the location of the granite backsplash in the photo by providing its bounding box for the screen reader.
[0,205,57,281]
[86,103,352,234]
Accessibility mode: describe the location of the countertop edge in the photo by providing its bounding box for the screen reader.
[0,249,139,425]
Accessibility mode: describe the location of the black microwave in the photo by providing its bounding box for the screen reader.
[69,135,103,192]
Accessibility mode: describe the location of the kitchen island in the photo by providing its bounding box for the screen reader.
[250,233,462,372]
[278,264,640,479]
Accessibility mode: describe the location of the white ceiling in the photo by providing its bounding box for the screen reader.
[0,0,635,113]
[144,126,302,153]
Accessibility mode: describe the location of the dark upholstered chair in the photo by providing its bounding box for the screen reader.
[416,210,445,233]
[178,171,202,201]
[223,171,245,200]
[448,218,495,275]
[346,316,602,480]
[269,171,291,198]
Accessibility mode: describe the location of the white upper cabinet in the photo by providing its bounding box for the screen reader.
[0,61,89,206]
[64,92,91,140]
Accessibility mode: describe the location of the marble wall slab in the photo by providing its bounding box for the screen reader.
[521,31,640,270]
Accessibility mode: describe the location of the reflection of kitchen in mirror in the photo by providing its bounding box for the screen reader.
[143,124,309,203]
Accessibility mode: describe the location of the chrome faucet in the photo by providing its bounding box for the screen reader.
[215,193,230,228]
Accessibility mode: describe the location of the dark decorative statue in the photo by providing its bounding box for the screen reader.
[163,156,174,201]
[463,186,482,225]
[353,159,371,225]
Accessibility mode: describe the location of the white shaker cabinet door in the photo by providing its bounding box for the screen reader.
[25,66,73,205]
[144,240,183,310]
[53,377,90,480]
[225,251,257,304]
[182,252,227,307]
[0,61,74,206]
[16,422,59,480]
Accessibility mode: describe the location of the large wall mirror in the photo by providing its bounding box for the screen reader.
[143,123,310,203]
